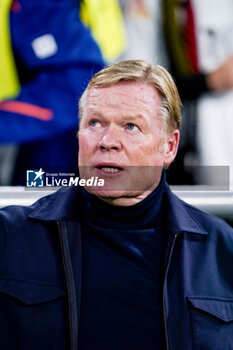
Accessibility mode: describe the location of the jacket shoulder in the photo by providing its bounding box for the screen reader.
[181,197,233,235]
[0,193,54,229]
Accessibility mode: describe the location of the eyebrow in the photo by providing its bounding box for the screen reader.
[83,111,148,127]
[123,114,147,123]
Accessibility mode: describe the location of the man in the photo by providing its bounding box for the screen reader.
[0,60,233,350]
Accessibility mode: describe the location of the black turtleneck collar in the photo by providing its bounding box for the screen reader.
[81,170,167,230]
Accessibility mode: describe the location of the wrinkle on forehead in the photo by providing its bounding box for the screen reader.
[86,82,162,115]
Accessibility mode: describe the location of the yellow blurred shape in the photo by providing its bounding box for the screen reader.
[80,0,126,62]
[0,0,20,102]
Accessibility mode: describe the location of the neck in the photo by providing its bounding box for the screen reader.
[81,170,167,229]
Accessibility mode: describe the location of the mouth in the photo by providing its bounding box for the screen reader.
[95,163,124,175]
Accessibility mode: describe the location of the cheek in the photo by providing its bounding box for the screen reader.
[78,134,93,163]
[79,133,89,148]
[132,141,164,164]
[158,144,164,153]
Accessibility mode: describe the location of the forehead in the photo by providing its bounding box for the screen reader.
[85,81,162,114]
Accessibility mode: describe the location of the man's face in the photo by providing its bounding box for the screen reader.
[78,82,179,205]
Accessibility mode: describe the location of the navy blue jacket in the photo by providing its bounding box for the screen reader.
[0,185,233,350]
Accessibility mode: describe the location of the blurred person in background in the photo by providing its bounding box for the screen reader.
[0,0,125,185]
[164,0,233,188]
[120,0,233,188]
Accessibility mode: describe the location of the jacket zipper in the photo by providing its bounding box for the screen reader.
[58,221,78,350]
[163,234,178,350]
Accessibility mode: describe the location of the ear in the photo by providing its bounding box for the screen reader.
[163,130,180,166]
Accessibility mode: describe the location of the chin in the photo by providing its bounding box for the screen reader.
[84,187,130,198]
[85,187,149,206]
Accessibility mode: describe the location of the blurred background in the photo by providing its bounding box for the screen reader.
[0,0,233,195]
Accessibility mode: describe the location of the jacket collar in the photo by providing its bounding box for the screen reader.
[29,186,82,222]
[164,184,207,235]
[29,184,207,236]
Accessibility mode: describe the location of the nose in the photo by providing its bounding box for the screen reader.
[98,126,122,151]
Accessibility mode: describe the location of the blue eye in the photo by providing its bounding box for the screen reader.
[90,120,101,127]
[126,123,138,131]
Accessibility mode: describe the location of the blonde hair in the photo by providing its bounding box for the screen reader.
[79,59,181,131]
